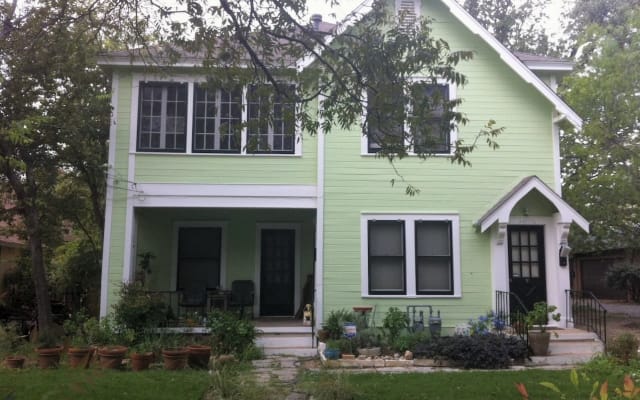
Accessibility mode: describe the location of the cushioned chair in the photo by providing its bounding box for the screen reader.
[229,280,255,318]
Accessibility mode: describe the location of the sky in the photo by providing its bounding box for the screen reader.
[306,0,572,39]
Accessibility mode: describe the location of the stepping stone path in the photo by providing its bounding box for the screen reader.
[252,355,308,400]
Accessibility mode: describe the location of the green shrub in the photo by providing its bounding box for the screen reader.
[609,333,639,365]
[392,330,430,353]
[207,310,257,359]
[413,334,527,369]
[324,309,358,340]
[111,282,168,336]
[355,328,383,349]
[382,307,409,340]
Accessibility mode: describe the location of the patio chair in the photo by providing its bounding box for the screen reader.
[229,280,255,318]
[179,282,207,318]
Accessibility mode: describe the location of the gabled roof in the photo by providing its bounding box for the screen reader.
[438,0,581,129]
[475,176,589,233]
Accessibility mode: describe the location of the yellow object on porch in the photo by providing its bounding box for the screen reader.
[303,304,312,326]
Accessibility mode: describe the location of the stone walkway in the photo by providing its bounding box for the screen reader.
[252,355,308,400]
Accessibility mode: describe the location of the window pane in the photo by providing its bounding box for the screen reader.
[512,263,521,277]
[531,263,539,278]
[138,83,187,151]
[416,221,450,256]
[369,257,404,292]
[530,248,538,262]
[522,264,530,278]
[367,85,404,153]
[511,231,520,245]
[416,257,451,292]
[369,221,403,257]
[511,247,520,262]
[529,232,538,246]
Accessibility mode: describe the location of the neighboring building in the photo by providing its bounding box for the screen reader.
[572,249,628,300]
[98,0,588,331]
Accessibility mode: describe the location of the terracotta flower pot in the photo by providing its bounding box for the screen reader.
[162,347,188,370]
[36,346,63,368]
[68,346,95,369]
[131,352,154,371]
[98,346,128,369]
[187,344,211,369]
[5,356,25,369]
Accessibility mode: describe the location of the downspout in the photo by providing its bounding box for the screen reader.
[314,95,326,331]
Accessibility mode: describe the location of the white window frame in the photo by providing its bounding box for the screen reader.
[130,74,302,156]
[360,213,461,298]
[360,78,458,156]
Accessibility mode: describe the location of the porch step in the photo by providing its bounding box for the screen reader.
[527,329,604,366]
[257,333,315,349]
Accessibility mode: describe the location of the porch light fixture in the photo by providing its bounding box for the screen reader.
[559,245,571,267]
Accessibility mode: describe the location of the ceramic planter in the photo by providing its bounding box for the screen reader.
[36,346,63,368]
[323,348,340,360]
[162,347,188,370]
[528,331,551,356]
[5,356,25,369]
[98,346,128,369]
[68,347,94,368]
[131,352,154,371]
[187,344,211,369]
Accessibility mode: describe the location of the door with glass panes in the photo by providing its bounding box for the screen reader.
[507,226,546,311]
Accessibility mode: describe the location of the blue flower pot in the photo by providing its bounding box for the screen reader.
[324,348,341,360]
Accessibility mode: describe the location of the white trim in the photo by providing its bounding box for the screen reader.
[477,176,589,233]
[170,221,228,291]
[552,120,562,195]
[255,223,302,318]
[440,0,582,129]
[132,183,317,209]
[121,84,138,283]
[360,213,461,298]
[523,62,573,72]
[130,73,302,156]
[360,78,458,157]
[314,95,326,329]
[100,72,119,317]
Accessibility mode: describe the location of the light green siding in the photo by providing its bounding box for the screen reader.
[110,71,317,185]
[321,0,557,328]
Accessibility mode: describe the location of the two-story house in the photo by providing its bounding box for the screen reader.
[98,0,589,340]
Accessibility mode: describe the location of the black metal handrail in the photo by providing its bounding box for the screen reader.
[565,289,607,347]
[495,290,529,347]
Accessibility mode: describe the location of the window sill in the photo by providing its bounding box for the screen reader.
[360,152,452,158]
[361,294,461,299]
[133,152,302,157]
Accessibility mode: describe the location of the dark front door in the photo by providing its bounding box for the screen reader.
[508,226,546,311]
[260,229,295,316]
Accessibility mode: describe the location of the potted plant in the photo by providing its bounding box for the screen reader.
[130,336,156,371]
[35,331,63,369]
[323,339,341,360]
[526,302,561,356]
[162,334,188,370]
[64,312,97,368]
[136,251,155,284]
[324,309,357,340]
[0,322,28,369]
[187,339,211,370]
[95,317,133,370]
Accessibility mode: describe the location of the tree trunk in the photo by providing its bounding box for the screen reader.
[25,207,53,335]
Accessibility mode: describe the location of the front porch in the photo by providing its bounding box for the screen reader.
[130,207,316,320]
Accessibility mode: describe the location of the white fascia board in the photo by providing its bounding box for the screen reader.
[525,62,574,72]
[132,184,317,209]
[440,0,583,130]
[478,177,589,233]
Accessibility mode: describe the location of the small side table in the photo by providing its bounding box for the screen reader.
[352,306,373,327]
[208,290,231,311]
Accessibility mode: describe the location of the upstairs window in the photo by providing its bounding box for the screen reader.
[410,83,451,154]
[365,81,453,155]
[138,82,187,152]
[247,84,296,154]
[193,84,242,153]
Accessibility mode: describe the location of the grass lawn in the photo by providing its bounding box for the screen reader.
[0,368,211,400]
[301,369,616,400]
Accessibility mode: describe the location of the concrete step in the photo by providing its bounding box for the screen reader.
[257,333,314,349]
[263,347,318,357]
[549,340,604,356]
[527,353,596,366]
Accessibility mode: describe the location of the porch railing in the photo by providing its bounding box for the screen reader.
[495,290,529,347]
[565,289,607,347]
